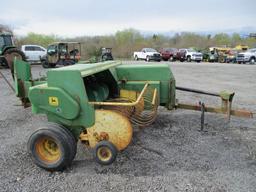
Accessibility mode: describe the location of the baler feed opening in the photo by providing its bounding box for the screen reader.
[89,83,159,127]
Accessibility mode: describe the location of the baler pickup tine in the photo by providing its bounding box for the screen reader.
[151,89,157,105]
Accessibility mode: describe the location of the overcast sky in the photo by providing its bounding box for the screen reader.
[1,0,255,37]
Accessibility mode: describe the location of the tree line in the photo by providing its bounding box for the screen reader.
[1,25,256,59]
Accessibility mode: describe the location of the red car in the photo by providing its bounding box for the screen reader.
[159,48,178,61]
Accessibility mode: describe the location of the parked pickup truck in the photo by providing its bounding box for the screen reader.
[178,48,203,62]
[159,48,178,61]
[236,48,256,64]
[134,48,161,62]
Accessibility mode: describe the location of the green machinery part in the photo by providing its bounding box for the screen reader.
[14,60,176,138]
[12,59,253,171]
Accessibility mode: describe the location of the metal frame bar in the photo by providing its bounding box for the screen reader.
[176,86,253,119]
[177,103,253,118]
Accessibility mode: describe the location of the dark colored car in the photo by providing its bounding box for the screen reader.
[159,48,178,61]
[226,50,238,63]
[175,49,187,62]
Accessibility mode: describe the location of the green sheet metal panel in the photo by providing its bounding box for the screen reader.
[116,64,176,106]
[50,61,121,77]
[47,70,95,127]
[29,85,80,120]
[116,63,174,81]
[14,59,32,97]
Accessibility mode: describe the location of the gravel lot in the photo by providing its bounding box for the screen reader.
[0,61,256,192]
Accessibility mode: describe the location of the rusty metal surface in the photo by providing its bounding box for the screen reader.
[176,85,253,119]
[80,110,133,151]
[177,103,253,118]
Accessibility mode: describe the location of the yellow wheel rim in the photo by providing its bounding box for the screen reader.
[97,147,112,162]
[35,137,61,163]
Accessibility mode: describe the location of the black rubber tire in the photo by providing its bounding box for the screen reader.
[4,48,26,64]
[146,56,150,62]
[47,123,77,163]
[169,56,174,62]
[49,63,56,68]
[27,128,71,171]
[249,57,255,64]
[102,55,108,62]
[0,58,8,68]
[187,56,191,62]
[63,60,73,66]
[134,55,138,61]
[42,60,49,68]
[4,48,26,78]
[94,141,117,165]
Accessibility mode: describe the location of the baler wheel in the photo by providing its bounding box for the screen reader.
[48,123,77,162]
[94,140,117,165]
[28,127,72,171]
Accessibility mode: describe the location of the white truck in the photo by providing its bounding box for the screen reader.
[236,48,256,64]
[134,48,161,62]
[179,48,203,62]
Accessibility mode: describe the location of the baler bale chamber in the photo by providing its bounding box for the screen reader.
[13,60,253,171]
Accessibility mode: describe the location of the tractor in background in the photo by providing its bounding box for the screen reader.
[207,47,231,63]
[101,47,114,61]
[0,32,26,74]
[41,42,81,68]
[87,47,114,63]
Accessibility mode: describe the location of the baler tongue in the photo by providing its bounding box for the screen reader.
[176,86,253,130]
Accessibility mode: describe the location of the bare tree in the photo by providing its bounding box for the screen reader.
[0,24,13,34]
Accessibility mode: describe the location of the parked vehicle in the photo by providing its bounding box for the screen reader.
[134,48,161,62]
[234,45,249,52]
[101,47,113,61]
[208,52,218,62]
[159,48,178,61]
[176,49,203,62]
[0,32,26,72]
[21,45,46,63]
[41,42,81,68]
[236,48,256,64]
[185,48,203,62]
[209,47,231,63]
[175,49,187,62]
[202,49,218,62]
[226,50,238,63]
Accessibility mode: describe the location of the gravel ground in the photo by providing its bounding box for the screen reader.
[0,61,256,192]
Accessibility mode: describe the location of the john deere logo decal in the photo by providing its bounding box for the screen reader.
[49,97,59,106]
